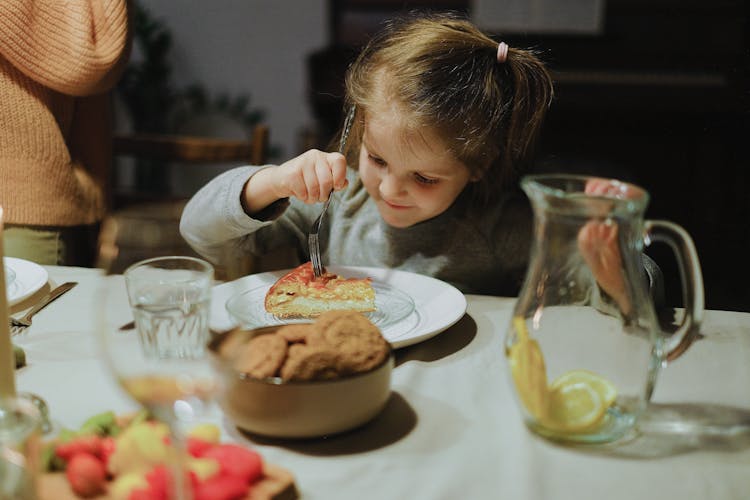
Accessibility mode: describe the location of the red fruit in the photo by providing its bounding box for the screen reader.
[188,469,202,491]
[202,444,263,483]
[129,489,163,500]
[143,465,170,499]
[129,488,166,500]
[65,453,107,497]
[55,435,104,461]
[99,436,117,468]
[133,464,196,500]
[187,437,214,458]
[193,474,249,500]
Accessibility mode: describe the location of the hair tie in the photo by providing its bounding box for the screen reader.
[496,42,509,63]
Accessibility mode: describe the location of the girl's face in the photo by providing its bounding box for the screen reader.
[358,110,475,228]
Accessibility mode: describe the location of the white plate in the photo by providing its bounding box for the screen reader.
[3,257,49,306]
[210,266,467,349]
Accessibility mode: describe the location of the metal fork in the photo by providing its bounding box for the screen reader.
[308,106,356,277]
[10,282,77,336]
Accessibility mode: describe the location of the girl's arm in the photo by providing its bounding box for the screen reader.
[180,167,274,265]
[182,149,348,265]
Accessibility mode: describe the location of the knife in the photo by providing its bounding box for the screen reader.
[118,320,135,331]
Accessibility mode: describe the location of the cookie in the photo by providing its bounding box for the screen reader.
[308,311,390,374]
[276,324,313,344]
[280,344,342,381]
[234,333,288,379]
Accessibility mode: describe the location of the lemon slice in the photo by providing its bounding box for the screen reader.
[551,369,617,408]
[545,370,617,432]
[508,317,548,419]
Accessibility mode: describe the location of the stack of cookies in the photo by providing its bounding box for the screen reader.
[224,311,391,382]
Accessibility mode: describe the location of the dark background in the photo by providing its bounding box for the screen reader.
[308,0,749,311]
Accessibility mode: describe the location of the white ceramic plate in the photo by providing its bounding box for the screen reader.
[3,257,49,306]
[210,266,467,349]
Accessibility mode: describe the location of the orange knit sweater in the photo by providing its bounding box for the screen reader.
[0,0,130,226]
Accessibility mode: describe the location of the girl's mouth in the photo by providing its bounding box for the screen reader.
[383,199,410,210]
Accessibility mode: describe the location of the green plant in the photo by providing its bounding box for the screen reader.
[116,2,270,191]
[117,3,174,134]
[117,2,266,137]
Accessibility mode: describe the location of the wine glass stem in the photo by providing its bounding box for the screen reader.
[167,419,192,500]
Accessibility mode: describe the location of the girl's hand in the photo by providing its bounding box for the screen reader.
[242,149,349,215]
[273,149,349,203]
[578,220,631,315]
[584,178,636,199]
[579,177,640,315]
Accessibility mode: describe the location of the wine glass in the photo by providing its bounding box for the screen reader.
[95,208,217,499]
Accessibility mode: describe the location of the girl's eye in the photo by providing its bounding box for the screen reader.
[415,173,439,185]
[368,154,386,167]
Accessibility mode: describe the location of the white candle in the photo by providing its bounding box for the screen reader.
[0,206,16,397]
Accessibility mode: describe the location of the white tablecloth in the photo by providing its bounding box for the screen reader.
[13,266,750,500]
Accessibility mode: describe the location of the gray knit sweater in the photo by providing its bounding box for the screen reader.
[179,166,533,296]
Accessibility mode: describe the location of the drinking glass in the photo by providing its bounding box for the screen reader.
[95,210,217,499]
[124,256,213,359]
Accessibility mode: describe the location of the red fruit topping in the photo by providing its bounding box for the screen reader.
[193,474,249,500]
[55,435,104,461]
[187,437,214,457]
[202,444,263,483]
[65,453,107,497]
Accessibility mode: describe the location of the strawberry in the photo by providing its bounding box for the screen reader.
[100,436,117,469]
[193,474,249,500]
[55,435,104,461]
[65,453,107,497]
[201,444,263,483]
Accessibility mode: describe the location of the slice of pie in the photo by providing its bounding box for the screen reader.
[264,262,376,318]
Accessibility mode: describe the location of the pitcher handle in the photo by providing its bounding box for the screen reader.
[644,220,705,362]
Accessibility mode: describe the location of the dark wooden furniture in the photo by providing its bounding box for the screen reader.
[113,128,269,166]
[112,124,269,206]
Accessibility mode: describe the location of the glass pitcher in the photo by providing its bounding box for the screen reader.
[505,174,704,444]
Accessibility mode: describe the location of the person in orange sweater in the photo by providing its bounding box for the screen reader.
[0,0,131,266]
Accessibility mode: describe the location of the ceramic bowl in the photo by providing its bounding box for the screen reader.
[208,325,393,439]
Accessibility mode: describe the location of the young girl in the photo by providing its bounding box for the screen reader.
[180,12,553,296]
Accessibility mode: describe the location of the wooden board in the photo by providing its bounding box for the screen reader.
[38,462,298,500]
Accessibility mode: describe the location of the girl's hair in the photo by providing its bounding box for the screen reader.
[343,11,554,206]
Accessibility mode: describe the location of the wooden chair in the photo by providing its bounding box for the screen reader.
[113,125,269,166]
[109,125,297,278]
[112,124,270,207]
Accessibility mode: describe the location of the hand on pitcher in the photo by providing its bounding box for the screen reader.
[577,220,631,316]
[578,178,633,316]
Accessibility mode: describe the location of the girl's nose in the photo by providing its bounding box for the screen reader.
[379,171,405,198]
